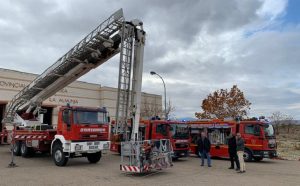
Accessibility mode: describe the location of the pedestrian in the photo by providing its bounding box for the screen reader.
[236,133,246,173]
[227,132,240,171]
[197,131,211,167]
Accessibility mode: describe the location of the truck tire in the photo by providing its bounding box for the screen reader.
[20,142,31,157]
[253,157,263,162]
[13,141,21,156]
[87,152,101,163]
[243,149,253,162]
[52,143,68,166]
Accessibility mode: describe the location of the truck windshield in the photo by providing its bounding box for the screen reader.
[264,124,275,137]
[73,111,108,124]
[170,124,189,139]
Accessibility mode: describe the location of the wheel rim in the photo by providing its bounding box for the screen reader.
[13,144,18,152]
[243,151,249,161]
[54,149,62,162]
[21,143,26,154]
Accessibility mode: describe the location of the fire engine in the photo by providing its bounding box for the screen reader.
[12,106,110,166]
[110,119,190,159]
[187,119,277,162]
[1,9,173,171]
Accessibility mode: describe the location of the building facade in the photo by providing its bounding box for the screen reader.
[0,68,162,128]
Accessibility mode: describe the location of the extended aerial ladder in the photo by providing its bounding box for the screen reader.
[2,9,125,126]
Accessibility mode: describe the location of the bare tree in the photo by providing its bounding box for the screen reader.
[141,98,175,120]
[165,99,176,119]
[141,98,162,119]
[269,111,294,135]
[285,115,294,134]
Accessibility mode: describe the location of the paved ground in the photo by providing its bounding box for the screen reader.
[0,145,299,186]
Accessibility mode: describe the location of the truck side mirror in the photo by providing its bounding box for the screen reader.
[107,116,110,123]
[63,109,71,126]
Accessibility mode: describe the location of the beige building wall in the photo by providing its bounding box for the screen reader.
[0,68,162,126]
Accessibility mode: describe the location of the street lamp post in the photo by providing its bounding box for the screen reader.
[150,71,167,120]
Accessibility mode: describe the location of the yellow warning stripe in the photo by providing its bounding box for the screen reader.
[245,144,263,147]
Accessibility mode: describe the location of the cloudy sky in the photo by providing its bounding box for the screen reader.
[1,0,300,119]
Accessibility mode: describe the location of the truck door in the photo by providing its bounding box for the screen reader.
[243,124,264,151]
[153,123,169,140]
[61,108,73,139]
[138,126,146,141]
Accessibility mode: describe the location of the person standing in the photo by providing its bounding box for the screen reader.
[236,133,246,173]
[197,131,211,167]
[227,132,240,170]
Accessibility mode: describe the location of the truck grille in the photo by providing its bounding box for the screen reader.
[268,143,276,148]
[175,143,189,149]
[81,134,103,139]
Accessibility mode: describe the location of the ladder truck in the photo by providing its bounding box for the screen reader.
[0,9,140,167]
[114,15,173,174]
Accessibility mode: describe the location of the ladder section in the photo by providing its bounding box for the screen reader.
[3,9,125,124]
[115,24,135,138]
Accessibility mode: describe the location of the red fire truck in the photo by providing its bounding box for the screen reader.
[110,119,190,159]
[12,106,110,166]
[187,119,277,161]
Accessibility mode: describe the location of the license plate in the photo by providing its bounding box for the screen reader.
[75,145,82,151]
[89,145,98,150]
[103,143,109,149]
[269,139,275,144]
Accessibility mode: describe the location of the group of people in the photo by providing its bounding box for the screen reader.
[197,131,246,173]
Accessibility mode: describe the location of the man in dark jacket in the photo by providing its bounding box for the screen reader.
[227,133,240,170]
[197,131,211,167]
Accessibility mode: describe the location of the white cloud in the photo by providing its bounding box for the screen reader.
[257,0,288,20]
[0,0,299,119]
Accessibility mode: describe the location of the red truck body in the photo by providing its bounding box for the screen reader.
[111,120,190,159]
[187,119,277,161]
[0,127,8,144]
[11,106,110,166]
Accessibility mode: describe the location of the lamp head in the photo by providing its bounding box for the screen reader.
[150,71,156,75]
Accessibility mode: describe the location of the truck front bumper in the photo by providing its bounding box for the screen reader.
[172,150,189,158]
[253,150,277,158]
[64,141,110,153]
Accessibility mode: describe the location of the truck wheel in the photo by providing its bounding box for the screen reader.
[253,157,263,162]
[196,151,201,158]
[13,141,21,156]
[52,143,68,166]
[243,149,253,162]
[172,157,179,161]
[87,152,101,163]
[20,142,31,157]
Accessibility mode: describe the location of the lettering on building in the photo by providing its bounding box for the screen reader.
[0,80,26,89]
[48,97,79,105]
[0,80,68,93]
